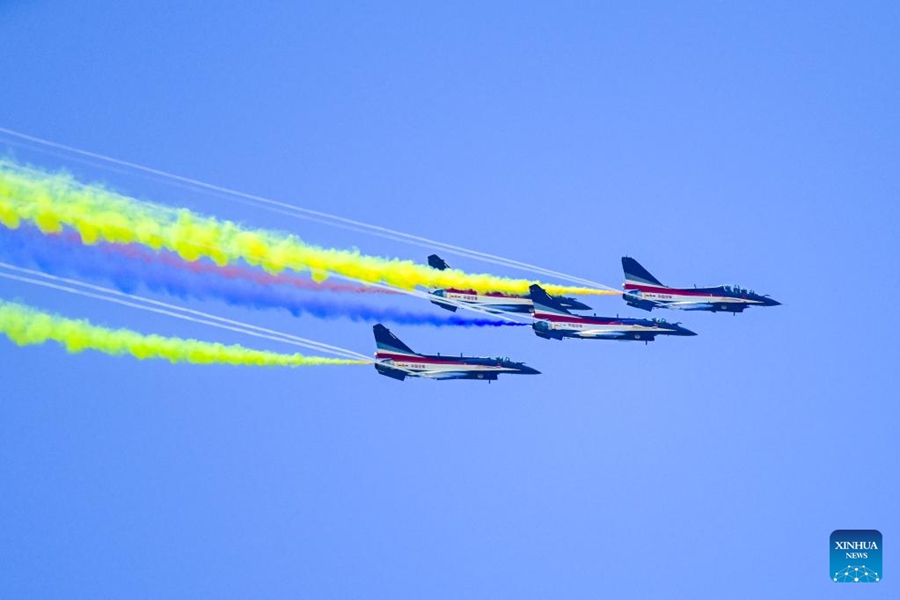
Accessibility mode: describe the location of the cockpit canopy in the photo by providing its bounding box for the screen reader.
[724,285,754,294]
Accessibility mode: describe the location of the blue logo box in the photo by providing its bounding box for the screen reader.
[831,530,882,582]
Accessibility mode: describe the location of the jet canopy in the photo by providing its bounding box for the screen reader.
[724,285,752,294]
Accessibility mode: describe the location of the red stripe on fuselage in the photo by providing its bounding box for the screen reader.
[376,351,482,366]
[533,313,622,325]
[624,282,713,297]
[444,289,525,298]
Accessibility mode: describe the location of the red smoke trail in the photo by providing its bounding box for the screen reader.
[54,231,399,294]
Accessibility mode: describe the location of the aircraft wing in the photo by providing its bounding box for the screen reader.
[580,329,659,341]
[665,301,748,312]
[578,329,633,339]
[421,370,501,380]
[663,301,718,311]
[418,369,474,380]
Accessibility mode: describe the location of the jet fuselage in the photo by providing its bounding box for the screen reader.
[429,288,591,314]
[373,324,539,381]
[623,283,780,313]
[532,311,696,341]
[621,257,780,314]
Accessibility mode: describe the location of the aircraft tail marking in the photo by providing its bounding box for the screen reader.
[427,254,450,271]
[622,257,664,287]
[373,324,417,355]
[529,284,572,316]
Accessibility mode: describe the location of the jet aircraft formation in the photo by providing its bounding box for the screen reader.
[0,139,778,378]
[373,255,780,381]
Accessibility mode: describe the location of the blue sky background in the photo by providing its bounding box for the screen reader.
[1,1,898,597]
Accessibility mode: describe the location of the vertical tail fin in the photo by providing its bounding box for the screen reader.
[427,254,450,271]
[373,324,417,355]
[622,257,664,286]
[529,284,572,316]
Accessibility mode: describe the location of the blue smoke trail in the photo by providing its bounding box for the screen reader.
[0,226,525,328]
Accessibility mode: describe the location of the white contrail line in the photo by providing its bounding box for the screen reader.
[0,262,371,361]
[324,273,533,324]
[0,270,341,354]
[0,269,425,376]
[0,261,371,360]
[0,169,534,324]
[0,126,619,292]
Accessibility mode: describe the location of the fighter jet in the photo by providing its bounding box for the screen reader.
[426,254,591,314]
[530,284,696,342]
[621,257,781,314]
[373,324,540,381]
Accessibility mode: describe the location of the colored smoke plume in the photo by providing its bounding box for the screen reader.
[0,226,523,327]
[0,163,613,297]
[0,299,367,366]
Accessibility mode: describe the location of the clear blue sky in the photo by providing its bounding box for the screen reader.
[1,2,898,598]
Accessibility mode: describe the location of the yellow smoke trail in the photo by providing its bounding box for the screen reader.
[0,299,367,367]
[0,162,617,296]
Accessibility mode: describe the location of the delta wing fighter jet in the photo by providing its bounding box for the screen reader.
[426,254,591,314]
[621,257,781,314]
[373,324,540,381]
[530,285,696,343]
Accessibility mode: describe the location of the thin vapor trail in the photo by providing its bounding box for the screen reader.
[0,161,614,297]
[0,126,619,291]
[0,298,365,367]
[0,227,521,328]
[0,262,371,361]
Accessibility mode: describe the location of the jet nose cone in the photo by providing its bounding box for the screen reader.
[763,296,781,307]
[677,325,698,336]
[519,365,541,375]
